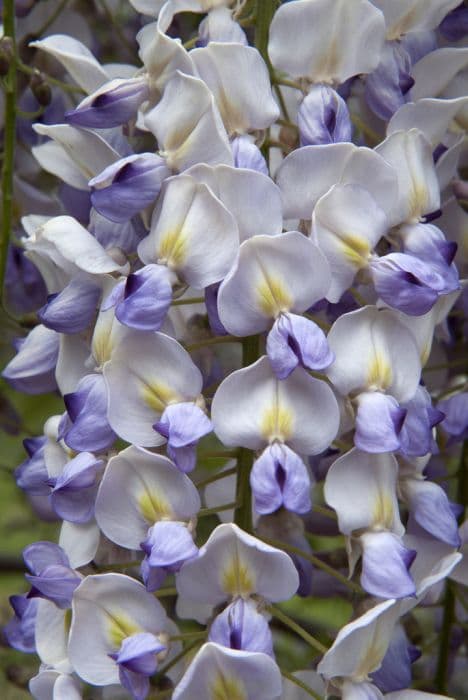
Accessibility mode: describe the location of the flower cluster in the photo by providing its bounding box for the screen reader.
[1,1,467,699]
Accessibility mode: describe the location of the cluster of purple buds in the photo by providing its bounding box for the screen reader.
[1,1,468,699]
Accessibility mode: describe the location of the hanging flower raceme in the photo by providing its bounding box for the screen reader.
[2,0,467,698]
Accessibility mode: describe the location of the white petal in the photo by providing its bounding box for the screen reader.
[35,600,72,673]
[95,445,200,549]
[59,520,101,568]
[68,573,168,686]
[30,35,109,94]
[324,448,403,536]
[32,140,89,190]
[387,97,468,148]
[137,174,239,288]
[326,306,421,402]
[104,331,203,446]
[56,334,91,395]
[30,671,82,700]
[218,232,331,335]
[191,43,279,135]
[176,523,299,605]
[32,124,119,186]
[312,184,388,302]
[276,143,356,220]
[24,216,128,277]
[372,0,460,39]
[276,144,398,221]
[173,642,282,700]
[144,71,232,171]
[411,48,468,101]
[317,599,398,680]
[137,18,194,97]
[186,163,283,241]
[211,356,339,454]
[268,0,385,83]
[402,534,462,602]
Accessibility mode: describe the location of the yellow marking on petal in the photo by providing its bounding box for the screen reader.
[157,228,188,269]
[372,492,394,530]
[139,490,172,524]
[408,183,429,222]
[256,275,292,318]
[339,233,371,268]
[210,673,247,700]
[92,326,114,366]
[386,7,420,41]
[64,608,72,635]
[261,403,293,443]
[221,548,255,598]
[355,632,389,681]
[107,612,141,648]
[140,380,179,413]
[367,353,392,391]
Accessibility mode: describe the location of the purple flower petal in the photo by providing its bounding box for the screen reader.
[298,85,352,146]
[354,392,406,453]
[266,313,334,380]
[250,443,312,515]
[115,264,172,332]
[360,531,416,599]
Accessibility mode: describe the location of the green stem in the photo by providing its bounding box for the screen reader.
[255,0,276,64]
[1,0,16,306]
[171,296,205,306]
[268,604,327,654]
[435,441,467,692]
[154,587,177,598]
[169,631,206,642]
[280,668,323,700]
[198,501,238,518]
[273,76,304,91]
[197,449,239,461]
[435,581,455,694]
[263,534,362,594]
[16,59,85,94]
[313,504,338,520]
[234,335,259,532]
[195,465,238,488]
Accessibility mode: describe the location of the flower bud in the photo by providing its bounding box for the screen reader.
[30,71,52,107]
[0,36,14,77]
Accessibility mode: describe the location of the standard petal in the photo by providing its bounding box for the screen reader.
[268,0,385,84]
[176,523,299,606]
[211,356,339,454]
[326,306,421,403]
[104,331,203,446]
[95,445,200,549]
[137,174,239,289]
[324,448,403,536]
[218,233,331,336]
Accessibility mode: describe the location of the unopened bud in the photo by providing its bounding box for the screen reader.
[0,37,14,77]
[29,71,52,106]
